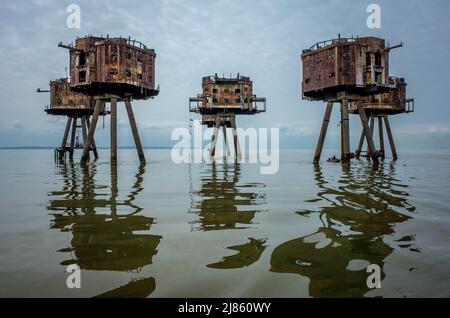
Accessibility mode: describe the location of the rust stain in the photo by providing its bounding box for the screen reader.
[189,74,266,115]
[61,36,158,100]
[301,36,393,100]
[49,78,95,110]
[349,77,414,115]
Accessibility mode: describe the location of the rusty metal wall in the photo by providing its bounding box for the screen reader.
[349,77,408,114]
[201,75,254,109]
[68,36,156,95]
[49,79,95,110]
[302,37,389,99]
[69,37,101,87]
[96,40,155,89]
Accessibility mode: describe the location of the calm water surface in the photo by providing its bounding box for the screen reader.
[0,149,449,297]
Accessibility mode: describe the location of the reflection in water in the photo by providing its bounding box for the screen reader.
[270,163,417,297]
[207,238,267,269]
[190,161,268,270]
[93,277,156,298]
[47,163,161,298]
[189,161,266,231]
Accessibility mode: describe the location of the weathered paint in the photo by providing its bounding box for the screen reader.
[46,78,95,115]
[301,36,391,100]
[62,36,158,99]
[190,74,266,116]
[348,77,413,115]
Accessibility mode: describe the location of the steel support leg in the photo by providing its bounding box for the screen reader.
[378,116,385,160]
[81,116,89,161]
[125,99,146,163]
[223,126,230,156]
[231,116,241,159]
[81,99,102,164]
[110,98,118,163]
[341,99,351,162]
[313,102,333,163]
[384,116,398,160]
[85,116,99,159]
[356,129,365,159]
[210,117,220,157]
[357,105,379,164]
[367,116,375,161]
[69,117,77,160]
[60,117,72,161]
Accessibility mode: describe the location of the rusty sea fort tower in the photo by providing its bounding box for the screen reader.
[41,35,159,164]
[38,78,107,161]
[301,36,414,164]
[39,35,415,166]
[189,74,266,158]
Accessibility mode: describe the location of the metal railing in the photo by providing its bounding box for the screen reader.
[307,36,358,52]
[59,37,150,51]
[189,94,266,113]
[126,37,148,50]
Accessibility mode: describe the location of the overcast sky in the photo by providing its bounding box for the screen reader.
[0,0,449,149]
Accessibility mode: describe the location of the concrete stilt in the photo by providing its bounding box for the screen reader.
[369,116,375,144]
[210,117,221,157]
[341,99,351,162]
[313,102,333,163]
[223,126,230,156]
[81,116,87,144]
[81,116,89,161]
[356,128,365,159]
[384,116,398,160]
[125,99,146,163]
[81,99,103,164]
[378,116,385,160]
[85,116,99,159]
[231,116,241,159]
[357,105,379,164]
[110,98,118,163]
[366,116,375,161]
[69,117,77,160]
[60,117,72,161]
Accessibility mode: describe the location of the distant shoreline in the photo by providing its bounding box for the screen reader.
[0,146,173,150]
[0,147,448,151]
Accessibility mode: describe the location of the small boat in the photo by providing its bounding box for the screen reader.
[327,156,340,163]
